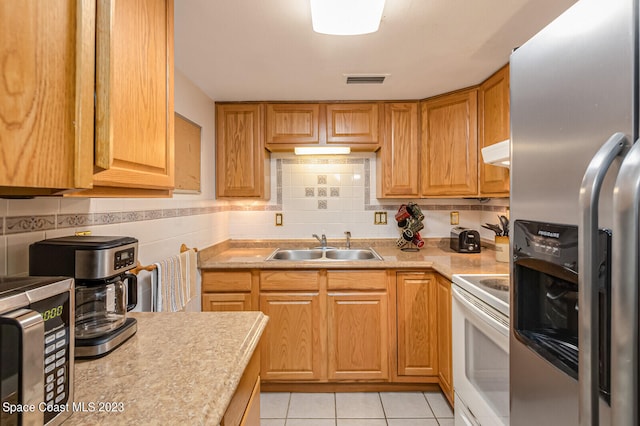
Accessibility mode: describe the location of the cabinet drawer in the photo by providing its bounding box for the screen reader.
[260,271,319,291]
[202,271,252,292]
[327,270,387,291]
[202,293,252,312]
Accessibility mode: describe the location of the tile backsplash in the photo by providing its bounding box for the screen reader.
[227,153,509,241]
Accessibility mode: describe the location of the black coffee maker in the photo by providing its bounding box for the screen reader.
[29,236,139,358]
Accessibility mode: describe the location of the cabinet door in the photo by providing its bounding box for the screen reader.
[479,65,510,196]
[265,103,320,147]
[436,274,453,404]
[421,89,478,196]
[327,292,389,380]
[377,102,420,198]
[216,103,270,198]
[260,292,322,381]
[202,293,251,312]
[0,0,95,195]
[92,0,174,192]
[326,103,380,148]
[397,272,438,376]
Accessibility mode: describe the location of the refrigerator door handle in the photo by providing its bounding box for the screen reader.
[579,132,628,426]
[612,137,640,426]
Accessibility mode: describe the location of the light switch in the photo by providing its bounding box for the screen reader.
[450,211,459,225]
[275,213,283,226]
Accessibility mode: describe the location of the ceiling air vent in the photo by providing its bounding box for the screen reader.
[345,74,387,84]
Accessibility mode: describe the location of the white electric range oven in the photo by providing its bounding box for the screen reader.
[451,274,510,426]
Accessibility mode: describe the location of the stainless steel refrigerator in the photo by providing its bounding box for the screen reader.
[510,0,639,424]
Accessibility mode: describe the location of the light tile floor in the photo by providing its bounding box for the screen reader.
[261,391,454,426]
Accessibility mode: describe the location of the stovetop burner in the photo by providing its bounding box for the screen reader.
[452,274,510,317]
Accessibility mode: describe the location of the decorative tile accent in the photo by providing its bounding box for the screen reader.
[317,175,327,185]
[57,214,94,229]
[143,210,163,220]
[162,209,178,218]
[6,215,56,234]
[318,200,327,209]
[330,187,340,197]
[122,211,145,222]
[93,212,123,225]
[305,187,315,197]
[317,187,327,197]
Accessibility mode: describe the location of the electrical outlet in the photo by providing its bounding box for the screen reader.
[275,213,283,226]
[374,211,388,225]
[450,211,459,225]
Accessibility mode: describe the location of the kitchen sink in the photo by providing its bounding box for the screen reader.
[324,249,381,260]
[265,248,383,262]
[267,249,324,261]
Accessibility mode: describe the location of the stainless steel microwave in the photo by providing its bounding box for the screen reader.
[0,277,74,425]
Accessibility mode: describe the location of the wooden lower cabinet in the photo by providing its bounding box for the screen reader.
[396,272,438,377]
[222,350,261,426]
[260,292,323,381]
[201,268,453,396]
[436,274,454,404]
[201,271,256,312]
[327,292,389,380]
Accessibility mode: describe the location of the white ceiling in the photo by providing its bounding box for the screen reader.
[174,0,577,102]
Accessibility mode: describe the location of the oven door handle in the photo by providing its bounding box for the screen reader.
[452,286,509,336]
[579,132,627,426]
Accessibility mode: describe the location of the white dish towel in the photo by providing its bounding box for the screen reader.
[151,249,198,312]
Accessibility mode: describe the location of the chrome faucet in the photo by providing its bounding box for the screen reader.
[344,231,351,249]
[312,233,327,248]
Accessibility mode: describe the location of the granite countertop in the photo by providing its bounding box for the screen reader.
[63,311,268,426]
[198,239,510,280]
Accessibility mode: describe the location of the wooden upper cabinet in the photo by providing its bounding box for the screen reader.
[216,103,270,199]
[265,103,320,147]
[479,64,510,197]
[377,102,420,198]
[421,89,478,197]
[0,0,95,196]
[325,103,380,148]
[89,0,174,194]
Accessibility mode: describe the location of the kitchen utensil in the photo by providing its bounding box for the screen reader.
[498,215,509,236]
[482,223,503,236]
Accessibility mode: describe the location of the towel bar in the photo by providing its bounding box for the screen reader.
[129,261,157,275]
[180,243,198,253]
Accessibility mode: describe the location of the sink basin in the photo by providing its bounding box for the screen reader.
[266,248,383,262]
[267,249,324,261]
[325,249,381,260]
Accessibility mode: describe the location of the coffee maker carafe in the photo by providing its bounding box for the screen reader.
[29,236,139,358]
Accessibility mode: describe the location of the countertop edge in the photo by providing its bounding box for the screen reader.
[209,312,269,424]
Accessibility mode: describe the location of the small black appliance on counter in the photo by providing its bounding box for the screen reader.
[450,227,481,253]
[29,236,139,358]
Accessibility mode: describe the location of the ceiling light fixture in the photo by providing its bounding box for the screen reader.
[310,0,386,36]
[294,146,351,155]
